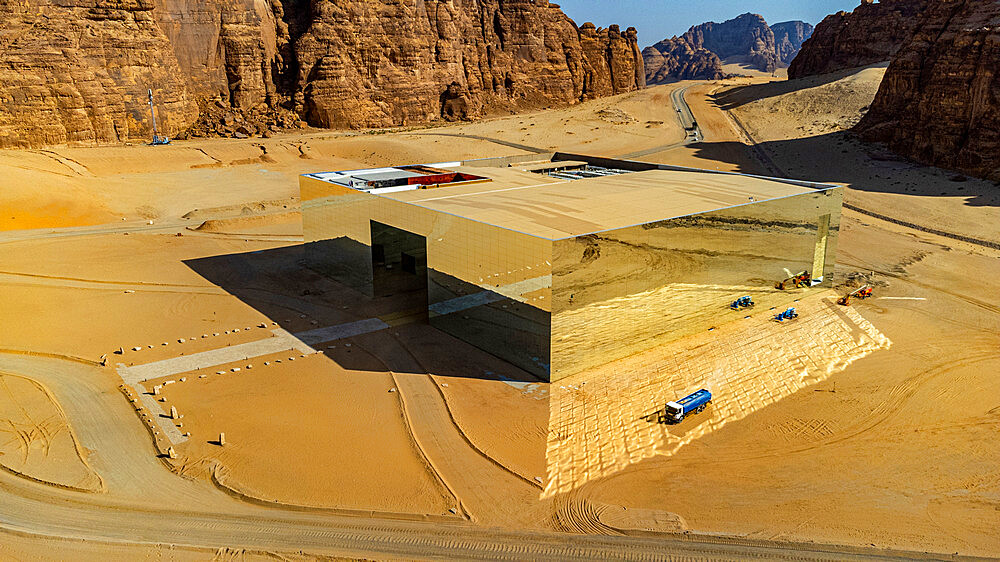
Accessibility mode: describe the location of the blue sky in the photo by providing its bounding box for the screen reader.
[555,1,861,47]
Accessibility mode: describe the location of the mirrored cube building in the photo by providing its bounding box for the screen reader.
[301,153,843,382]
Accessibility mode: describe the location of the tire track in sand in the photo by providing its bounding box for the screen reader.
[354,330,544,527]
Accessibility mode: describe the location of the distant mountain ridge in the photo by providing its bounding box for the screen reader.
[643,13,813,84]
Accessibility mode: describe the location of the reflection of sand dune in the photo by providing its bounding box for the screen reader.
[552,281,814,377]
[544,295,890,498]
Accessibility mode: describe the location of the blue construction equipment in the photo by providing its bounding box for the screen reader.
[774,307,799,322]
[663,389,712,424]
[730,295,754,310]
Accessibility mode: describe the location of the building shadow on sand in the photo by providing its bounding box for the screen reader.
[182,243,541,383]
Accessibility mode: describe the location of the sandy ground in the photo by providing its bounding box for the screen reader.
[0,530,343,562]
[0,372,103,491]
[0,85,684,232]
[579,216,1000,554]
[1,69,998,558]
[150,351,455,515]
[719,63,1000,244]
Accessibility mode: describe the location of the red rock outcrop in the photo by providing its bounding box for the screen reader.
[0,0,199,148]
[855,0,1000,180]
[152,0,282,109]
[788,0,928,79]
[771,21,814,65]
[293,2,644,128]
[0,0,644,147]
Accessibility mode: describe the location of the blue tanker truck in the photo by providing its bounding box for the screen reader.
[664,389,712,424]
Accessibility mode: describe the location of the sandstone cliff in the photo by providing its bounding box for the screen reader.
[771,21,814,65]
[643,13,811,84]
[788,0,928,79]
[0,0,643,148]
[642,39,725,84]
[293,2,644,129]
[855,0,1000,181]
[684,13,779,73]
[0,0,200,148]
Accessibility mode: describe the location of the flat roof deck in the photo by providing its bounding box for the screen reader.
[382,167,822,239]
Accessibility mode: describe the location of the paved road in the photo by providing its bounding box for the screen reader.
[619,85,702,160]
[116,329,314,385]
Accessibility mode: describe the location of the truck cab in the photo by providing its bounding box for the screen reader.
[664,389,712,424]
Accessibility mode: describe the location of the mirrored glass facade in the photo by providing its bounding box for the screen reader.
[302,175,552,378]
[550,188,842,380]
[301,159,843,382]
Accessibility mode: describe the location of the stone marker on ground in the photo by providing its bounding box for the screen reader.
[219,432,226,446]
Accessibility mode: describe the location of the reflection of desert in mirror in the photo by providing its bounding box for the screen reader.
[2,0,999,558]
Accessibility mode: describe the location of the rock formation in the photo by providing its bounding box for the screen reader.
[855,0,1000,181]
[440,82,470,122]
[788,0,928,79]
[643,13,811,84]
[642,39,725,83]
[0,0,644,148]
[684,13,779,73]
[771,21,814,65]
[0,0,199,149]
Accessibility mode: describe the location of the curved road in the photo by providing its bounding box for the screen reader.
[619,85,702,160]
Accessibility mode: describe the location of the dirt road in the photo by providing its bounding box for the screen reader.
[0,317,972,559]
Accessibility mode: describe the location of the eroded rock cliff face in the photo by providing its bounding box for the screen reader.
[0,0,200,148]
[684,13,779,73]
[642,39,725,84]
[771,21,814,65]
[293,2,644,129]
[855,0,1000,180]
[788,0,927,78]
[643,13,811,84]
[0,0,643,147]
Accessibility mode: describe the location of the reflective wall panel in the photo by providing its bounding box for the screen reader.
[302,175,553,379]
[550,187,842,380]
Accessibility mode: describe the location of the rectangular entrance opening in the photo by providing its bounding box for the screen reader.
[370,220,428,321]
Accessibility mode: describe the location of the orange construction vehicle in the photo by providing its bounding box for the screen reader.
[837,284,873,306]
[776,271,811,290]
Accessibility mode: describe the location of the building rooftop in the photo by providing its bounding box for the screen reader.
[304,154,836,240]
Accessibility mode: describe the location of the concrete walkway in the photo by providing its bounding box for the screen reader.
[117,329,314,385]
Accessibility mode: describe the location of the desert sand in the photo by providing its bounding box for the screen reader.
[0,371,103,491]
[1,70,998,559]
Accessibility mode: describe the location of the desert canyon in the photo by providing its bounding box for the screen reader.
[0,0,999,560]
